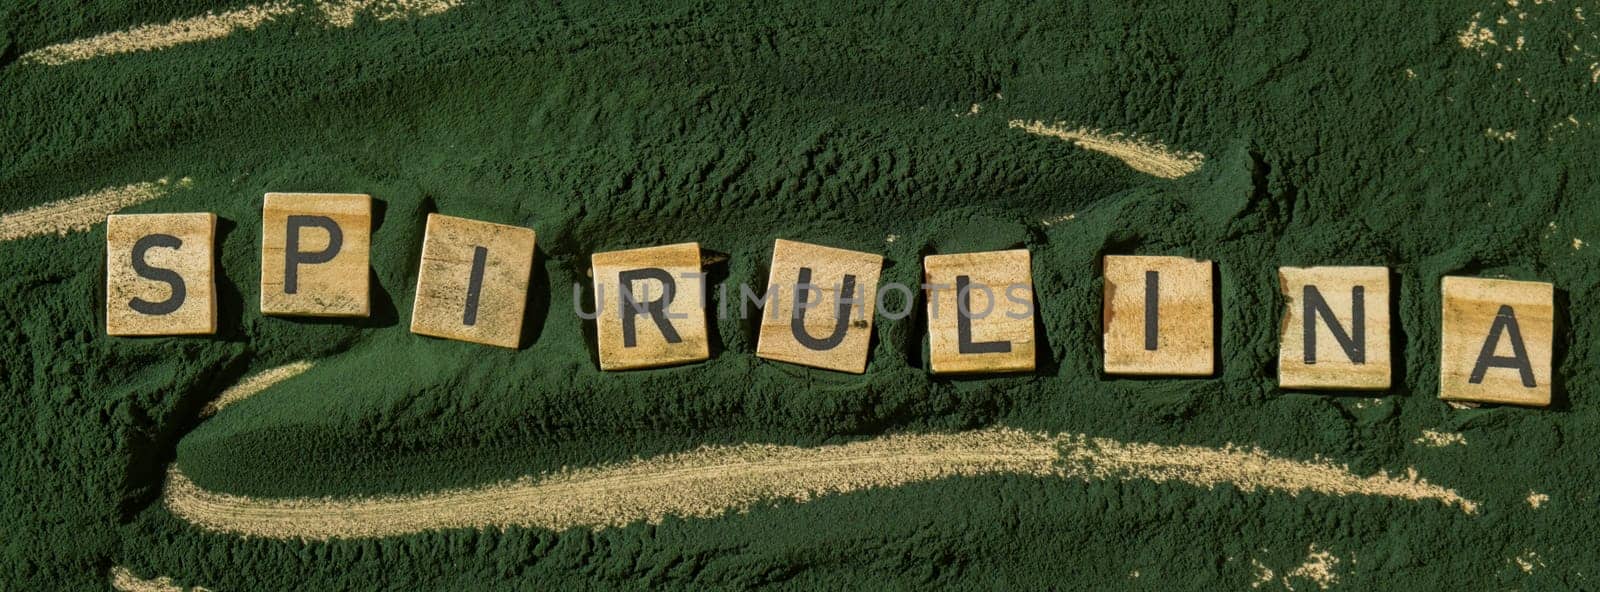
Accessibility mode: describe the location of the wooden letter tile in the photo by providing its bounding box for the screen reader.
[1278,266,1391,390]
[592,242,709,370]
[105,213,217,336]
[924,249,1035,375]
[1103,255,1214,376]
[1440,276,1553,407]
[410,214,536,348]
[755,239,883,373]
[260,193,371,317]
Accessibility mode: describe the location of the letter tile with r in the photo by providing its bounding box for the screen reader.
[592,242,709,370]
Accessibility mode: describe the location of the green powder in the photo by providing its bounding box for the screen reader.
[3,0,1599,589]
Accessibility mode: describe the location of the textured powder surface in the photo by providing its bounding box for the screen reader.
[2,0,1599,589]
[161,428,1473,540]
[0,178,186,241]
[198,360,312,417]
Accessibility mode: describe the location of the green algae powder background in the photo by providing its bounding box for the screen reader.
[3,0,1600,589]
